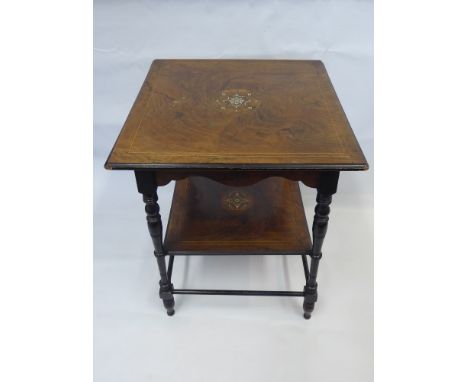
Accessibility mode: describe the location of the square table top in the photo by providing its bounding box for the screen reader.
[105,59,368,171]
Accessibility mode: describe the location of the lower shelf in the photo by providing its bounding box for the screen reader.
[164,176,312,255]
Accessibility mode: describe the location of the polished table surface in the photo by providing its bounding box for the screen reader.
[164,177,312,255]
[105,59,367,170]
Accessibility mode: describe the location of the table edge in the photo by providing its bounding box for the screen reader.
[104,160,369,171]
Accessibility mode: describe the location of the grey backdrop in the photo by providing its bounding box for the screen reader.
[94,1,373,381]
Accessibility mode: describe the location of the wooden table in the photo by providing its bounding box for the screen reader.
[105,59,368,319]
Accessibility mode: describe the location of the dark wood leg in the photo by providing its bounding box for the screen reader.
[135,171,175,316]
[303,192,332,319]
[142,191,175,316]
[303,171,339,319]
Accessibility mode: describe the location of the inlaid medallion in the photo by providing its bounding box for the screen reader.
[216,89,260,111]
[223,190,252,211]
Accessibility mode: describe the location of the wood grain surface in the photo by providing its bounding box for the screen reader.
[105,59,368,170]
[164,177,312,255]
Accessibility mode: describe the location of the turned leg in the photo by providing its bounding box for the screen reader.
[303,171,338,319]
[303,192,333,319]
[142,190,175,316]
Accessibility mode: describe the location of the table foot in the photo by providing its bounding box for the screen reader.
[303,283,318,319]
[157,255,176,316]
